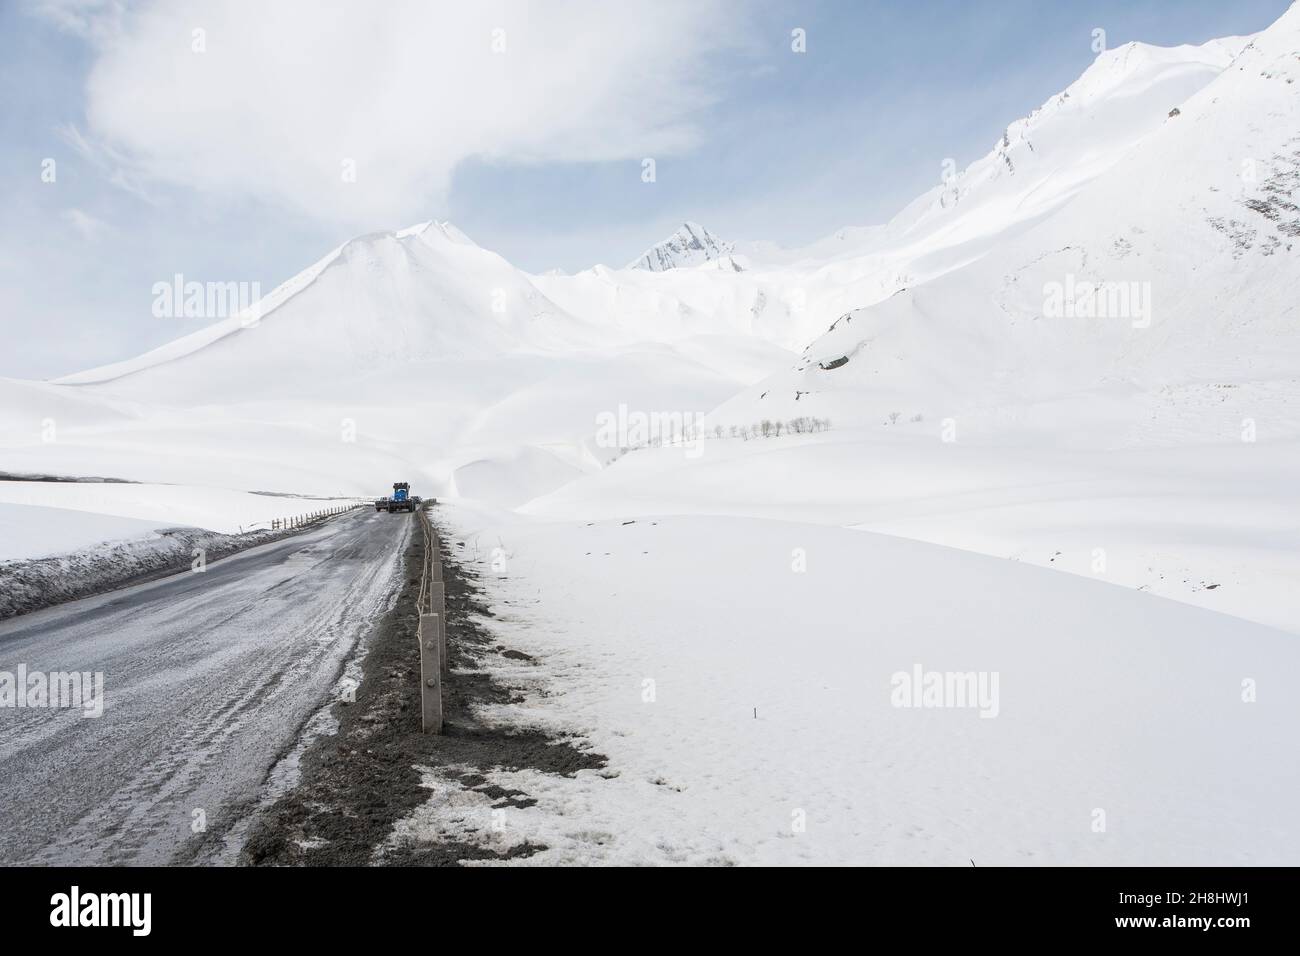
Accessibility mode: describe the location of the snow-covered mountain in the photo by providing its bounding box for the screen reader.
[719,12,1298,430]
[58,221,616,393]
[627,221,736,271]
[3,218,791,505]
[534,32,1263,356]
[522,6,1300,633]
[57,22,1271,413]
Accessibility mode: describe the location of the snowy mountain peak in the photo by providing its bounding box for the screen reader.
[388,219,477,246]
[1069,35,1250,105]
[332,221,480,264]
[628,222,735,272]
[394,220,436,239]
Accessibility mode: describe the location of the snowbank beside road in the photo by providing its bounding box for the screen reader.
[0,503,166,562]
[0,491,364,618]
[0,481,356,547]
[0,514,308,620]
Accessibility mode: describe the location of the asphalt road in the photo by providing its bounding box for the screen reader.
[0,509,409,865]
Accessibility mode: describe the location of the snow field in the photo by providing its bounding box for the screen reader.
[396,503,1299,866]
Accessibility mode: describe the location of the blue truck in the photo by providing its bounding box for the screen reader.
[376,482,416,513]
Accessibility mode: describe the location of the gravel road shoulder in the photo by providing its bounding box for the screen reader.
[241,507,605,866]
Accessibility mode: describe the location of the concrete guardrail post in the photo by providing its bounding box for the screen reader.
[428,581,447,679]
[419,612,443,733]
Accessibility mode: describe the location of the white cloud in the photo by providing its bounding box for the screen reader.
[64,0,742,229]
[62,207,112,241]
[29,0,124,41]
[58,122,156,203]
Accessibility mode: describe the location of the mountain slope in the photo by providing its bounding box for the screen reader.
[724,6,1298,428]
[58,221,615,395]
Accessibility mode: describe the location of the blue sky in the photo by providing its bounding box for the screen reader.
[1,0,1292,379]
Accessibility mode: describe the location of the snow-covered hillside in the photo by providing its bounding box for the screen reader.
[59,220,617,390]
[733,19,1298,426]
[401,501,1300,866]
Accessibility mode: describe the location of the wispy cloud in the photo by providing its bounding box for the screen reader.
[52,0,745,230]
[58,122,157,203]
[28,0,124,41]
[61,207,112,240]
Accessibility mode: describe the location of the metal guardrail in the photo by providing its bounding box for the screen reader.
[415,507,447,734]
[269,502,365,531]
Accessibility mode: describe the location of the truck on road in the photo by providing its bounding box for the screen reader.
[379,482,415,513]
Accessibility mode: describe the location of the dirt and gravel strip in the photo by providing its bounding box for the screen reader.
[240,507,605,866]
